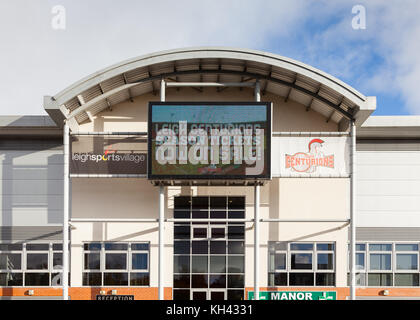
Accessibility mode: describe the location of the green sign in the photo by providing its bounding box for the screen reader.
[248,291,337,300]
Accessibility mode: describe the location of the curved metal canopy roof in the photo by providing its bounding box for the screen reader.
[43,47,376,128]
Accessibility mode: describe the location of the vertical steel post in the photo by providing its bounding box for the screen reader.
[63,121,69,300]
[350,120,357,300]
[254,80,261,102]
[254,80,261,300]
[158,185,164,300]
[254,184,260,300]
[158,78,166,300]
[160,78,166,102]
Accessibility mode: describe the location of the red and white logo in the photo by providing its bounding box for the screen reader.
[285,138,334,173]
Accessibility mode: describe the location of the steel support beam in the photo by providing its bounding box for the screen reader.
[350,120,357,300]
[63,122,70,300]
[272,131,350,136]
[254,80,261,102]
[166,82,256,88]
[158,78,166,301]
[261,219,350,223]
[254,184,260,300]
[254,81,261,300]
[122,73,135,102]
[158,185,165,300]
[98,83,112,110]
[167,218,252,223]
[306,98,314,112]
[160,78,166,102]
[71,131,147,136]
[326,110,335,123]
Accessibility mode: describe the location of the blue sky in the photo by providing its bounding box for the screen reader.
[0,0,419,116]
[260,2,415,116]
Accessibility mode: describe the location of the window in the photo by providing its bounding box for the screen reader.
[268,242,335,287]
[348,242,420,287]
[369,244,392,271]
[0,243,64,287]
[82,242,150,287]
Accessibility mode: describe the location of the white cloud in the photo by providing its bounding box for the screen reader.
[0,0,309,115]
[297,0,420,114]
[364,1,420,114]
[0,0,419,115]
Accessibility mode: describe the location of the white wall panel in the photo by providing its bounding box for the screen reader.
[358,180,420,196]
[357,151,420,227]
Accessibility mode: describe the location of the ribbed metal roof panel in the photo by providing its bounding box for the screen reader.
[47,47,370,125]
[101,75,125,92]
[124,67,149,82]
[80,85,102,103]
[130,82,153,97]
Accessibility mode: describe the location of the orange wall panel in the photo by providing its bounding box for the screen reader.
[2,287,420,300]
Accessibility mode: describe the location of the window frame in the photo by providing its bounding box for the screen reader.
[268,241,336,287]
[348,241,420,287]
[82,241,150,287]
[0,242,64,288]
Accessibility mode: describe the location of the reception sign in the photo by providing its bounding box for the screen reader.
[96,295,134,301]
[70,135,147,175]
[148,102,272,180]
[273,136,350,177]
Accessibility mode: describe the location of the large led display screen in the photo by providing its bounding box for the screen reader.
[148,102,271,180]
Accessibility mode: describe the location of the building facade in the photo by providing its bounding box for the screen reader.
[0,48,419,300]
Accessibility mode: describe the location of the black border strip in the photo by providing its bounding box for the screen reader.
[147,101,272,181]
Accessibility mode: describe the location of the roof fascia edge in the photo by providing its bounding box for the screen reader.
[43,96,66,128]
[354,96,376,126]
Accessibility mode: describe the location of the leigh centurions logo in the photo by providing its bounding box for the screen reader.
[285,138,334,173]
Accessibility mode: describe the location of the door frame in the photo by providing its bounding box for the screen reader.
[191,289,208,300]
[209,289,227,300]
[191,289,227,300]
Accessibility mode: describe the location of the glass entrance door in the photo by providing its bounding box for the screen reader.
[191,290,207,300]
[173,196,245,300]
[191,289,226,300]
[210,290,226,300]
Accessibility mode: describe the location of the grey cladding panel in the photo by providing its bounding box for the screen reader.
[0,226,62,241]
[0,140,64,227]
[0,139,63,150]
[356,228,420,241]
[1,195,63,210]
[0,150,63,165]
[1,164,63,180]
[357,139,420,151]
[2,180,63,196]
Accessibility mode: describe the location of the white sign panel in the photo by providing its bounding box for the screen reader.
[273,136,350,177]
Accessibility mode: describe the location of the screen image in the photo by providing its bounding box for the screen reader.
[148,102,271,180]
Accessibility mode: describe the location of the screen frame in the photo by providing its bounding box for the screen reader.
[147,101,272,180]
